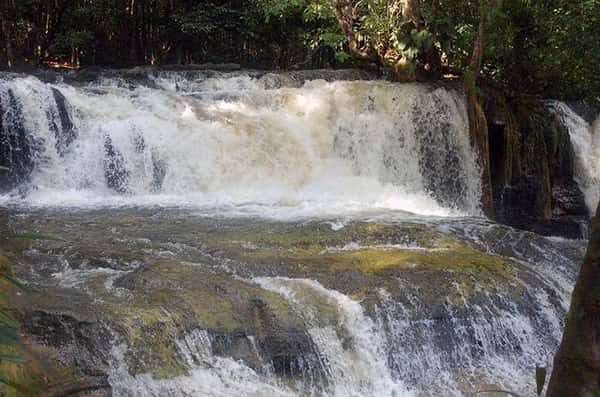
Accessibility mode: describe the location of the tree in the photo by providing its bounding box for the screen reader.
[0,0,597,103]
[547,201,600,396]
[0,0,16,68]
[330,0,444,81]
[463,0,497,217]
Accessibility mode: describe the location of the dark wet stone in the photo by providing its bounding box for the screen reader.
[485,94,590,238]
[0,210,584,395]
[104,135,129,193]
[51,87,77,154]
[552,180,588,217]
[22,310,111,379]
[0,88,34,192]
[151,152,166,192]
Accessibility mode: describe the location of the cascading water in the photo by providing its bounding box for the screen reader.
[0,71,591,397]
[0,72,481,216]
[549,101,600,213]
[254,277,412,397]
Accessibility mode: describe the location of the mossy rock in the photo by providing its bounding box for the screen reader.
[39,261,318,379]
[1,212,577,394]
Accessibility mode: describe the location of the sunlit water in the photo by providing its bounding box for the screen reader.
[0,71,481,217]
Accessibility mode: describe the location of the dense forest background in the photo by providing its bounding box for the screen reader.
[0,0,598,102]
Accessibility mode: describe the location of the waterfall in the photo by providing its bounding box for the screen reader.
[108,278,416,397]
[0,72,482,217]
[3,72,585,396]
[550,101,600,214]
[254,277,412,397]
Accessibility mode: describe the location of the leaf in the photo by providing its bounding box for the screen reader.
[334,51,350,63]
[397,37,410,51]
[0,312,19,329]
[423,36,433,52]
[4,233,63,241]
[0,273,28,291]
[0,328,20,345]
[0,353,25,364]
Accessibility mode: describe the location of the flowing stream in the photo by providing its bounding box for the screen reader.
[0,70,597,396]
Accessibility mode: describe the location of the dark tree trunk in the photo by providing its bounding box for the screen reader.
[129,0,138,65]
[39,0,71,65]
[464,1,494,217]
[547,202,600,396]
[1,11,14,68]
[331,0,377,62]
[402,0,421,27]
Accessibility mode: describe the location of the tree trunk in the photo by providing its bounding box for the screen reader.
[331,0,377,62]
[395,0,442,81]
[39,0,70,66]
[129,0,138,65]
[402,0,421,27]
[0,15,14,68]
[547,202,600,396]
[464,1,494,217]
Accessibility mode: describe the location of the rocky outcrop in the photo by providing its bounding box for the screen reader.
[0,210,584,396]
[484,91,589,238]
[0,80,77,193]
[565,100,600,124]
[51,87,76,154]
[21,310,112,396]
[6,248,327,391]
[0,70,595,238]
[0,87,34,192]
[103,136,129,193]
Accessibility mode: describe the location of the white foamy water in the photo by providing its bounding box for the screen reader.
[0,73,482,218]
[550,101,600,213]
[109,337,296,397]
[254,277,413,397]
[106,273,568,397]
[108,276,414,397]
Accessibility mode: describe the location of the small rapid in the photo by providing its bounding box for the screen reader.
[255,277,412,397]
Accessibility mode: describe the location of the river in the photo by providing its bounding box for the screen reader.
[0,69,597,396]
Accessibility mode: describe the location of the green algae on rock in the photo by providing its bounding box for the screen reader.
[0,210,584,396]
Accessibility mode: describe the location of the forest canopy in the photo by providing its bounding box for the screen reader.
[0,0,598,102]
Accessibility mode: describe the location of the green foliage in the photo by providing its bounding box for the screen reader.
[3,233,62,242]
[51,31,94,55]
[301,1,348,66]
[0,0,597,100]
[258,0,306,21]
[480,0,600,101]
[303,1,335,23]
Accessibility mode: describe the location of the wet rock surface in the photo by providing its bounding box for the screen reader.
[0,87,34,192]
[485,93,590,238]
[0,209,585,396]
